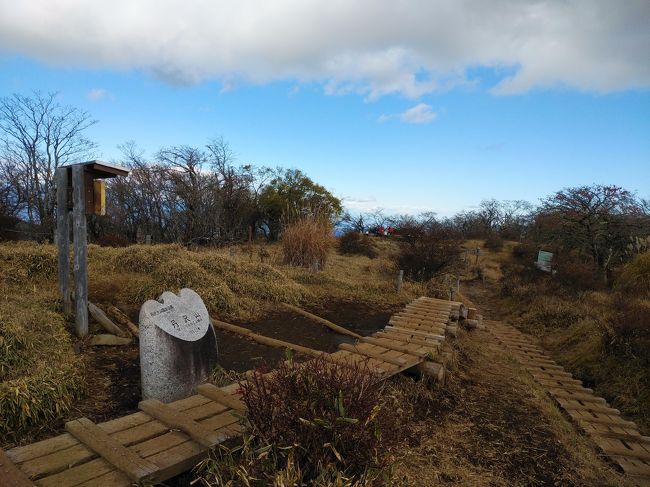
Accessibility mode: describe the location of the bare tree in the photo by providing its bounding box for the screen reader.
[0,92,97,236]
[340,211,368,233]
[538,184,644,274]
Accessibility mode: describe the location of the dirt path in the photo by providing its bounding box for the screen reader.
[390,326,628,486]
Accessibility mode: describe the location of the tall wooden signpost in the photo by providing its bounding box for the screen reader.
[56,161,129,337]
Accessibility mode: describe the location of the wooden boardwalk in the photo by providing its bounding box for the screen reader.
[487,319,650,487]
[1,297,460,487]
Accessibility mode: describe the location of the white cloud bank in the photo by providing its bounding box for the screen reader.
[1,1,648,97]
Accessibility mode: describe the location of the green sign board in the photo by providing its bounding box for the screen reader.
[536,250,553,272]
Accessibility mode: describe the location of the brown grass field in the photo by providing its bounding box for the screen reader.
[0,238,644,485]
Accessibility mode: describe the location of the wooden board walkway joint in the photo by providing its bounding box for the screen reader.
[1,296,460,487]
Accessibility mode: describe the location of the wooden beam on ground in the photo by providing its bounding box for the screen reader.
[211,319,383,375]
[107,306,140,337]
[88,302,129,338]
[211,319,322,358]
[138,399,224,448]
[0,449,35,486]
[195,384,246,413]
[65,417,159,482]
[281,303,362,339]
[90,334,132,346]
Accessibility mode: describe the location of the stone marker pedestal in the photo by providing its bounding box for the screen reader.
[139,288,217,402]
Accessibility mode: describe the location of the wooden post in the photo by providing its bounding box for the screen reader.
[55,167,72,315]
[72,165,88,337]
[396,269,404,293]
[247,225,253,262]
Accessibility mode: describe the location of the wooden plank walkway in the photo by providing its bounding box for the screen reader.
[1,297,461,487]
[487,319,650,487]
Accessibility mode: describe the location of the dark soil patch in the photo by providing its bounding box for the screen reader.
[21,299,394,446]
[223,301,396,368]
[305,301,398,336]
[71,342,141,422]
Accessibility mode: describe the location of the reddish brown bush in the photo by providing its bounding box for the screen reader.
[338,231,378,258]
[95,233,130,247]
[512,242,537,261]
[554,257,603,291]
[239,356,396,480]
[397,227,462,281]
[484,235,504,251]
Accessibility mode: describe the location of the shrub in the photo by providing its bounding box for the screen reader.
[95,233,130,247]
[615,252,650,297]
[397,228,461,281]
[282,217,335,270]
[338,231,378,259]
[518,297,585,331]
[603,294,650,363]
[484,235,504,251]
[512,242,537,261]
[555,257,603,292]
[237,356,396,482]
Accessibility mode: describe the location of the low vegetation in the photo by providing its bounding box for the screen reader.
[338,231,378,259]
[0,244,84,440]
[197,355,438,486]
[282,216,335,270]
[493,247,650,433]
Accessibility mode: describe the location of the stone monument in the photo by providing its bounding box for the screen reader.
[139,288,217,402]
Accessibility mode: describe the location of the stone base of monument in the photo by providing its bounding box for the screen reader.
[140,288,218,403]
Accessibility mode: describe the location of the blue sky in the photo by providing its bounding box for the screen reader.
[1,1,649,216]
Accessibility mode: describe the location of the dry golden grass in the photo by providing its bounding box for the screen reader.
[0,247,84,441]
[463,238,519,282]
[281,217,335,269]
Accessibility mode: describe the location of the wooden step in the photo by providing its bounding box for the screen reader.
[65,417,160,482]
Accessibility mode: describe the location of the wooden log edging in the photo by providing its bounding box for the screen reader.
[88,302,129,338]
[281,303,362,339]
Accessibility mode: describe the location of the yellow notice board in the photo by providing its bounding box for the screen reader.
[93,180,106,215]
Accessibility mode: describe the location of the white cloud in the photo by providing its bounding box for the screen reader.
[378,103,437,124]
[1,1,648,98]
[400,103,437,124]
[343,196,378,212]
[86,88,107,100]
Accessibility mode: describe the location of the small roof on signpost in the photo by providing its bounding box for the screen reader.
[66,160,129,178]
